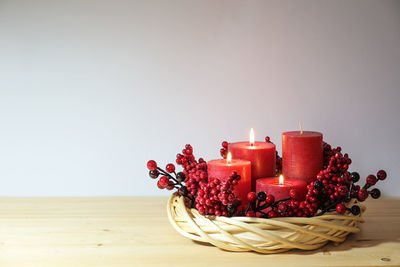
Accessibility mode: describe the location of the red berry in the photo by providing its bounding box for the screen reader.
[289,200,299,209]
[157,180,165,189]
[289,189,300,200]
[336,203,346,214]
[247,192,257,202]
[268,210,277,218]
[358,189,369,201]
[338,186,348,196]
[246,211,255,217]
[265,194,275,204]
[366,175,377,186]
[278,203,287,212]
[222,141,228,148]
[159,176,170,188]
[265,136,270,142]
[166,163,175,173]
[377,170,387,180]
[147,160,157,171]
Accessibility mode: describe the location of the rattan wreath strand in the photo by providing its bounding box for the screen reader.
[167,193,365,253]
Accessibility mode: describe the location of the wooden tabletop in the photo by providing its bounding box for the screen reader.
[0,197,399,267]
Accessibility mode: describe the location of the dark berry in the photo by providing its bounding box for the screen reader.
[377,170,387,180]
[366,175,377,186]
[247,192,257,202]
[176,172,186,182]
[257,191,267,202]
[179,186,188,196]
[147,160,157,171]
[314,180,323,191]
[226,204,237,216]
[350,205,361,215]
[351,172,360,182]
[370,188,381,199]
[336,203,346,214]
[149,170,159,179]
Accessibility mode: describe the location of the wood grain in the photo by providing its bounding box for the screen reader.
[0,197,399,267]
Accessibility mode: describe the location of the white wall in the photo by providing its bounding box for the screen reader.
[0,0,399,196]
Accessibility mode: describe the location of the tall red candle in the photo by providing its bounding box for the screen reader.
[228,142,276,191]
[208,156,251,209]
[256,175,307,201]
[282,131,323,184]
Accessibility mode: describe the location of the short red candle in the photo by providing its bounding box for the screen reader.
[256,176,307,201]
[228,142,276,191]
[207,158,251,209]
[282,131,323,184]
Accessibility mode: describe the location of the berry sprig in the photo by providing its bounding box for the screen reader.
[244,191,294,218]
[147,160,194,202]
[220,141,228,159]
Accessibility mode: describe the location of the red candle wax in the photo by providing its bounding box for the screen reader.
[282,131,323,184]
[228,142,276,191]
[207,158,251,209]
[256,176,307,201]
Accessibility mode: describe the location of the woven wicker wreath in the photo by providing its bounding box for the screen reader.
[167,193,365,253]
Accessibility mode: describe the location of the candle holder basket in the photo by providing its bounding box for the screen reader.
[167,193,365,254]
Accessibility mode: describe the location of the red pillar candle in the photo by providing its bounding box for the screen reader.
[256,175,307,201]
[282,131,323,184]
[228,129,275,191]
[207,154,251,209]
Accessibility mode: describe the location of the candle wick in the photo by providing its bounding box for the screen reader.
[299,121,303,135]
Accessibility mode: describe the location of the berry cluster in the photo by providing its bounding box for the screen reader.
[147,160,194,201]
[244,143,387,217]
[175,144,208,197]
[195,172,241,216]
[303,144,354,215]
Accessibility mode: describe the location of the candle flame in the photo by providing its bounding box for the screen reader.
[227,152,232,164]
[249,128,255,146]
[279,175,284,185]
[299,121,303,135]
